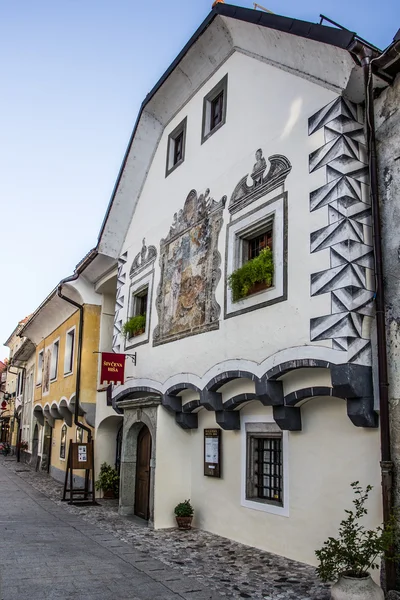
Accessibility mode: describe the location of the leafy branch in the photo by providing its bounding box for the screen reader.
[315,482,398,582]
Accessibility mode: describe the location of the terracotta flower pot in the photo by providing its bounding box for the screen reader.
[103,489,116,499]
[133,328,145,337]
[331,573,384,600]
[246,280,271,296]
[175,516,193,530]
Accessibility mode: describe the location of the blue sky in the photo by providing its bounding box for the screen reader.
[1,0,399,357]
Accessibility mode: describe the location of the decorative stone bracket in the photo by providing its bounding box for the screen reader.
[114,360,378,432]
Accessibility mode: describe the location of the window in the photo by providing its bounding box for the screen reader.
[125,286,148,339]
[60,424,67,459]
[225,194,287,319]
[64,329,75,375]
[36,350,44,385]
[134,288,148,318]
[247,227,273,261]
[242,419,288,516]
[166,117,187,177]
[125,271,154,350]
[17,371,24,397]
[247,434,283,505]
[50,340,59,381]
[201,74,228,144]
[76,427,84,443]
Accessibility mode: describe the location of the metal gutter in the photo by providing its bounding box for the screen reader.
[349,37,400,592]
[56,249,98,441]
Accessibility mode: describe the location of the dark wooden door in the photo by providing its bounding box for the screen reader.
[134,426,151,520]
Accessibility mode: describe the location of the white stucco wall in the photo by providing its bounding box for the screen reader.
[115,50,342,386]
[154,397,381,567]
[111,39,381,571]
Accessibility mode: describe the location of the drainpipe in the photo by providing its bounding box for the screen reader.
[57,274,92,442]
[350,40,395,591]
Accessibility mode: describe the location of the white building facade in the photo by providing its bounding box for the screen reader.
[99,5,386,567]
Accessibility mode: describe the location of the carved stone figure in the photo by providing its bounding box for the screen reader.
[229,150,291,214]
[153,188,226,345]
[251,149,267,186]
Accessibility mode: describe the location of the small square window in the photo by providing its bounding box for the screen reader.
[201,74,228,144]
[166,117,187,177]
[246,433,283,506]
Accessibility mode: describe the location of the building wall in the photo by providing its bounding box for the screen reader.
[32,304,100,477]
[375,72,400,584]
[115,51,338,383]
[113,39,380,568]
[153,392,381,567]
[33,304,100,409]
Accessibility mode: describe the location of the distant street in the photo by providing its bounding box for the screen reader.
[0,461,219,600]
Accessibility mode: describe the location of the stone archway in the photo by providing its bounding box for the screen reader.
[118,397,159,524]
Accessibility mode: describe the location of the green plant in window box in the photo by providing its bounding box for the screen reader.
[228,247,274,302]
[95,462,119,498]
[122,314,146,338]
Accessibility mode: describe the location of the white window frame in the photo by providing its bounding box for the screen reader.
[125,271,154,350]
[50,338,60,381]
[241,414,289,517]
[36,350,44,386]
[64,326,76,376]
[225,193,287,319]
[60,424,67,460]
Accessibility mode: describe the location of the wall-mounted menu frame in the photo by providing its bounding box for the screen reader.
[204,428,221,477]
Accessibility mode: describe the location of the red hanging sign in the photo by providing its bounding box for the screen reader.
[100,353,125,385]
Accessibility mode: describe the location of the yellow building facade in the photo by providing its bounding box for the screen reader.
[29,302,101,482]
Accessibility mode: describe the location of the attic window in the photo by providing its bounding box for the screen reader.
[166,117,187,177]
[202,74,228,144]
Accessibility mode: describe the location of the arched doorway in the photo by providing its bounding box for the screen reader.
[134,425,151,520]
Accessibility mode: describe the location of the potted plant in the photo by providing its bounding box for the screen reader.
[174,499,194,530]
[122,314,146,338]
[0,442,11,456]
[95,462,120,499]
[228,247,274,302]
[17,440,28,451]
[315,482,398,600]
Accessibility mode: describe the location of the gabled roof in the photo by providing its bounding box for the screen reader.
[96,4,362,250]
[96,3,388,263]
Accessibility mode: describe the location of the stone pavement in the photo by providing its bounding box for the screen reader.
[0,458,330,600]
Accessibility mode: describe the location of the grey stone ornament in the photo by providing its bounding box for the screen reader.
[153,188,226,346]
[129,238,157,278]
[229,150,291,214]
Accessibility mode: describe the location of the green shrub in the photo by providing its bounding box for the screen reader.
[315,482,398,582]
[174,499,194,517]
[95,462,119,494]
[228,247,274,302]
[122,314,146,338]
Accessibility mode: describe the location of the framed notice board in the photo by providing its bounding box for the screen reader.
[204,428,221,477]
[71,442,93,470]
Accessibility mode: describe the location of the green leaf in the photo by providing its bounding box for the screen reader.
[228,247,274,302]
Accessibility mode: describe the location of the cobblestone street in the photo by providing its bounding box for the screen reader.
[0,457,329,600]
